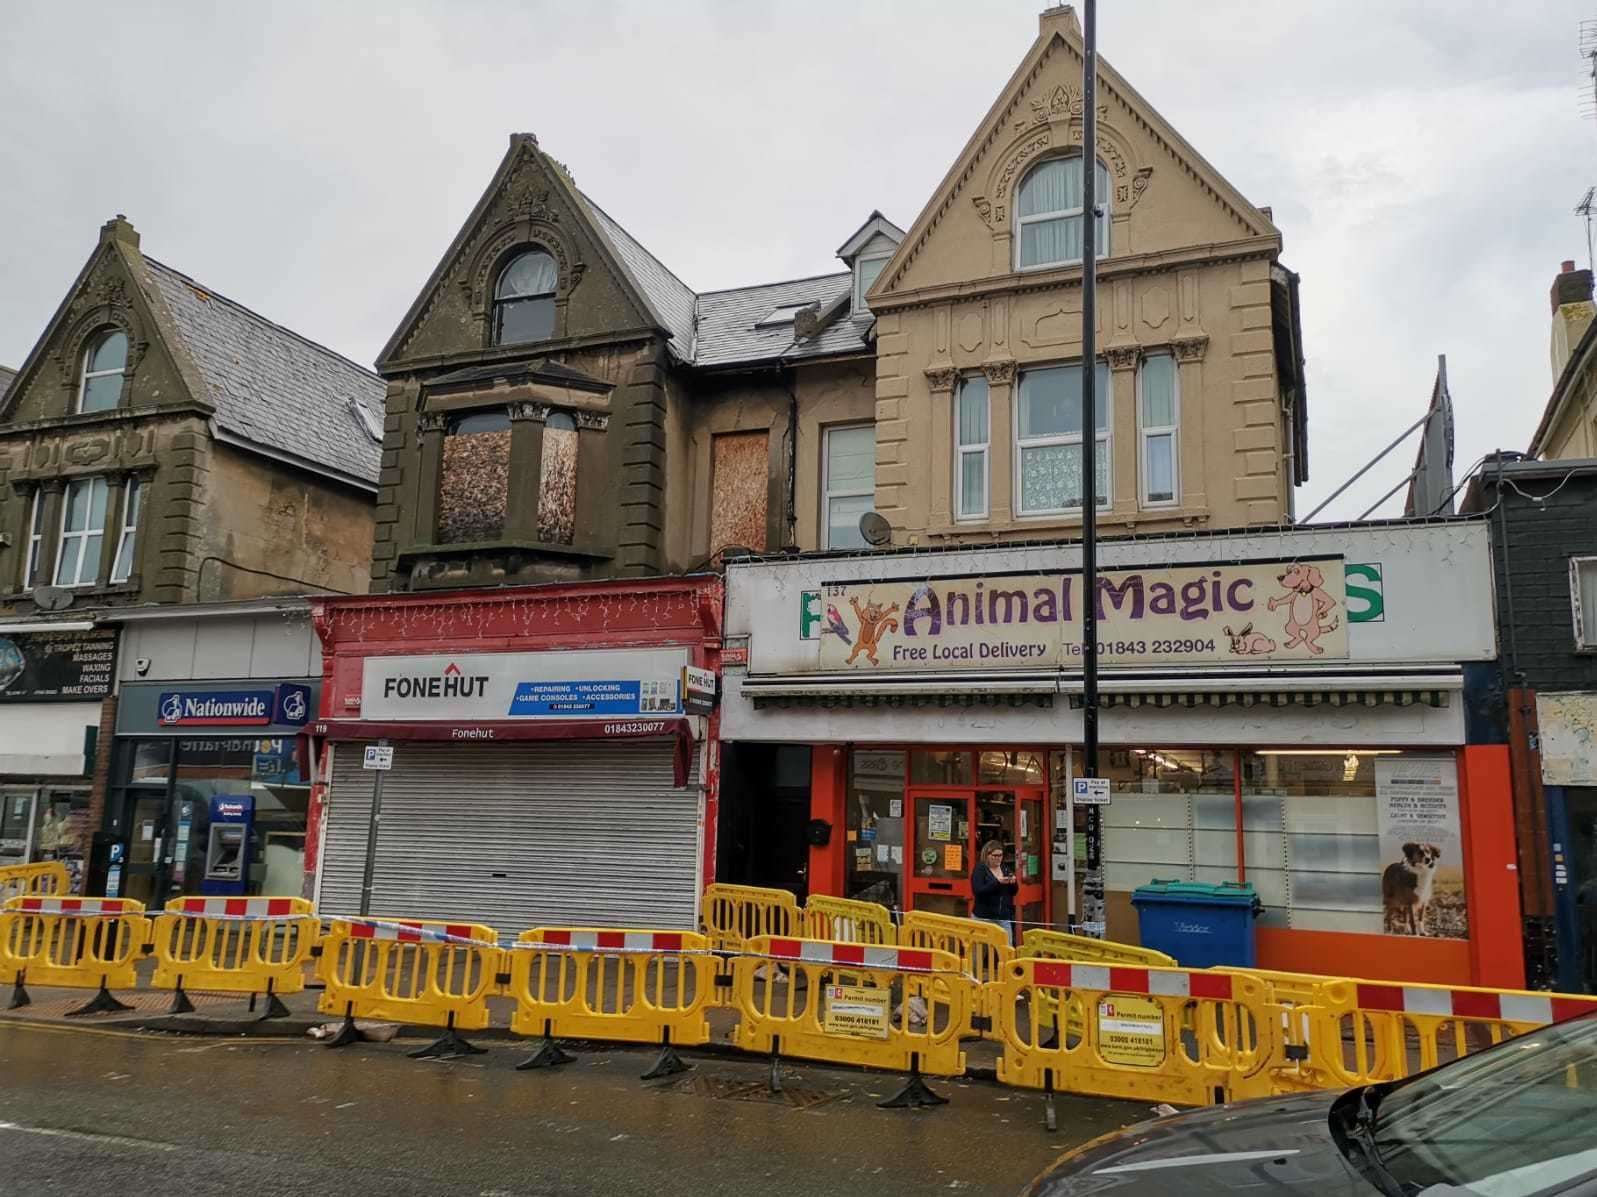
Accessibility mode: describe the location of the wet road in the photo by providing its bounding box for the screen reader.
[0,1021,1148,1196]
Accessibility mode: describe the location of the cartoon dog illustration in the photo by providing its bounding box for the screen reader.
[846,597,900,665]
[1382,842,1442,935]
[1223,623,1277,656]
[1267,563,1341,655]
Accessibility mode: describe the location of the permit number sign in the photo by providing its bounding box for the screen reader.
[823,984,890,1041]
[363,744,394,771]
[1073,778,1110,806]
[1097,994,1165,1067]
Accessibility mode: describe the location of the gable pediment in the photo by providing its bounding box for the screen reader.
[877,19,1280,301]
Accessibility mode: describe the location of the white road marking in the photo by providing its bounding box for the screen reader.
[0,1121,178,1152]
[1094,1149,1301,1175]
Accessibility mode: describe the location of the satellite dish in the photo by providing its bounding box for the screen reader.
[31,585,74,613]
[858,511,892,547]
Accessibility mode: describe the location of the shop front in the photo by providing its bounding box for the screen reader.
[306,578,721,937]
[106,678,317,907]
[0,622,118,892]
[721,519,1525,988]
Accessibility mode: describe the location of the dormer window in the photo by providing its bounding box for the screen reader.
[854,255,890,314]
[754,303,810,328]
[77,329,127,413]
[1016,156,1109,270]
[493,250,557,346]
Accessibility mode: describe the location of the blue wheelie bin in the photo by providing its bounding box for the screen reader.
[1131,880,1262,968]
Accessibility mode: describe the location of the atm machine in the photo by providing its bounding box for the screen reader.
[201,795,254,896]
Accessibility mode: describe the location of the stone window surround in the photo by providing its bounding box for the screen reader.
[8,469,152,598]
[53,288,149,416]
[464,223,586,351]
[411,393,611,559]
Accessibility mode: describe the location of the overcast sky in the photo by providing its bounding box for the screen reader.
[2,1,1592,520]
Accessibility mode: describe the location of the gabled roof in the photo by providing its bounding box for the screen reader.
[0,366,15,404]
[142,259,385,489]
[836,211,907,263]
[693,273,867,369]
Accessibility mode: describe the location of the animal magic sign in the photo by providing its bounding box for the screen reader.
[814,558,1348,670]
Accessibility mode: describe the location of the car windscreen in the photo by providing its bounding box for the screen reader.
[1371,1015,1597,1197]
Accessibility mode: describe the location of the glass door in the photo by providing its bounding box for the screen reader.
[114,792,170,907]
[906,791,973,917]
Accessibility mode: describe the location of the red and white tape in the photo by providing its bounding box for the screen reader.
[337,918,493,948]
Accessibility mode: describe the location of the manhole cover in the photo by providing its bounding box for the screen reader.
[666,1073,841,1110]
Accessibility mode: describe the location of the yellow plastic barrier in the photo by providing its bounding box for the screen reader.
[731,935,969,1098]
[900,911,1012,1039]
[1020,927,1176,967]
[150,896,319,1017]
[507,928,716,1076]
[994,958,1279,1109]
[317,917,501,1056]
[0,861,71,903]
[803,894,896,945]
[0,896,152,1015]
[700,884,800,951]
[1272,976,1597,1091]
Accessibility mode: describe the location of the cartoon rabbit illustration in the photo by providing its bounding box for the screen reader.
[1267,564,1340,655]
[1223,623,1277,655]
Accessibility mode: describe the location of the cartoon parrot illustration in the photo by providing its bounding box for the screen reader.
[824,603,852,644]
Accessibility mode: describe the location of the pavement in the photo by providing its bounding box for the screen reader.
[0,1011,1153,1197]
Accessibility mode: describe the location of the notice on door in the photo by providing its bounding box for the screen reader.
[823,984,890,1040]
[1097,994,1165,1068]
[928,804,953,841]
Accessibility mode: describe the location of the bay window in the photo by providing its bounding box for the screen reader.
[1015,361,1110,515]
[54,477,109,587]
[955,375,990,520]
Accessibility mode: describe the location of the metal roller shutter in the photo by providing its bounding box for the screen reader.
[319,739,701,935]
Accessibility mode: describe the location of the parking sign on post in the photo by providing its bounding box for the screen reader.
[1072,777,1110,806]
[363,744,393,771]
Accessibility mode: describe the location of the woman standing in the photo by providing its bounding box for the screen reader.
[971,840,1018,944]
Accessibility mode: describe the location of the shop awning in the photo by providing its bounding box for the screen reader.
[308,717,699,788]
[1070,689,1452,709]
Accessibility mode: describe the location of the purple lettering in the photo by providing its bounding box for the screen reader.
[1097,575,1144,620]
[1226,578,1254,611]
[988,588,1029,624]
[904,587,942,637]
[1179,578,1209,621]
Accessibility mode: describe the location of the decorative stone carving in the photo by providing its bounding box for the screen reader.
[1130,167,1153,209]
[572,410,609,431]
[1104,345,1140,371]
[1014,83,1107,132]
[417,411,450,434]
[992,131,1053,201]
[1171,335,1210,363]
[64,437,111,465]
[972,196,994,228]
[508,401,550,423]
[924,366,959,394]
[980,359,1016,386]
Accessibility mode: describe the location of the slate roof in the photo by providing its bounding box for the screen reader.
[142,259,385,488]
[0,366,15,405]
[581,195,698,362]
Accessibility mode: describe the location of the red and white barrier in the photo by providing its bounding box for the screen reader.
[8,897,139,917]
[1354,983,1597,1026]
[1031,961,1238,1001]
[766,937,938,973]
[535,930,693,953]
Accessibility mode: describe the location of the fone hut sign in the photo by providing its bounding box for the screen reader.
[814,557,1349,670]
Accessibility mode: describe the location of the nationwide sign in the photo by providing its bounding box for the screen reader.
[360,649,690,722]
[156,683,314,728]
[808,557,1352,671]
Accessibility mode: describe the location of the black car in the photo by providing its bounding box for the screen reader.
[1024,1013,1597,1197]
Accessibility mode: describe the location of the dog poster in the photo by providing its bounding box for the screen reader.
[1375,757,1467,939]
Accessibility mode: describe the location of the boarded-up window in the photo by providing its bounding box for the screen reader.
[538,412,578,545]
[438,410,511,543]
[709,431,768,553]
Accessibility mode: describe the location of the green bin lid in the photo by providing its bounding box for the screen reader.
[1131,879,1258,902]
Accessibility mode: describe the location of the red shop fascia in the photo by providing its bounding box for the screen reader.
[302,575,725,889]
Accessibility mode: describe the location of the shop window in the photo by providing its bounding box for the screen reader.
[54,476,109,587]
[171,738,312,899]
[1242,751,1467,939]
[1015,156,1110,270]
[438,410,511,543]
[822,424,875,550]
[493,249,557,346]
[122,738,173,784]
[77,328,128,413]
[537,411,577,545]
[1097,749,1236,943]
[1015,361,1110,515]
[846,748,906,908]
[956,375,989,520]
[910,749,974,786]
[709,430,768,554]
[978,750,1045,786]
[1139,351,1179,506]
